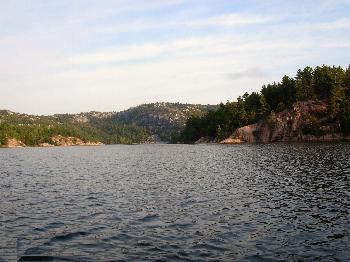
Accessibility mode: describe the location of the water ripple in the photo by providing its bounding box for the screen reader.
[1,143,349,261]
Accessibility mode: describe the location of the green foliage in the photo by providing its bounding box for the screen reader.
[260,75,296,112]
[280,75,297,107]
[258,95,270,118]
[344,66,350,89]
[276,102,286,112]
[0,124,19,145]
[261,83,281,111]
[302,115,325,137]
[340,98,350,133]
[180,96,257,143]
[313,65,345,100]
[180,116,204,143]
[296,66,314,100]
[330,86,346,117]
[0,122,97,146]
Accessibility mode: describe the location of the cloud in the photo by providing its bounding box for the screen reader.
[62,35,315,67]
[65,44,164,65]
[189,13,271,27]
[227,68,268,80]
[92,13,272,34]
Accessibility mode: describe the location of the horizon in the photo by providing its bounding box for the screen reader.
[1,0,350,115]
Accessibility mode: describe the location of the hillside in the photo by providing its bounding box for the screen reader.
[107,103,217,141]
[0,103,215,147]
[181,65,350,143]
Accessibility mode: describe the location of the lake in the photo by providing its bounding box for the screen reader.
[1,144,349,261]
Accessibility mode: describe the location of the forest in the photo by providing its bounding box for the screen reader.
[180,65,350,143]
[0,103,211,146]
[0,115,150,146]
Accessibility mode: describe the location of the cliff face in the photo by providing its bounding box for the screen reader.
[230,101,350,143]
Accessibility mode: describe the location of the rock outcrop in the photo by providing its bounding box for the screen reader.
[219,137,244,144]
[39,143,55,147]
[6,138,26,148]
[51,135,104,146]
[232,100,350,143]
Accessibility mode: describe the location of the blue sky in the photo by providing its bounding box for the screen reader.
[1,0,350,114]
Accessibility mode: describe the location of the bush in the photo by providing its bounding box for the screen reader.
[302,116,326,136]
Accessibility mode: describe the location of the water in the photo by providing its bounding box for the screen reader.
[1,143,349,261]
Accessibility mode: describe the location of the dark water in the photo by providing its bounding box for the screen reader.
[1,144,349,261]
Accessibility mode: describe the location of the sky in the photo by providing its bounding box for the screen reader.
[1,0,350,115]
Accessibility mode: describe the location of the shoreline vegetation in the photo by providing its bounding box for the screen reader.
[1,65,350,148]
[1,136,104,148]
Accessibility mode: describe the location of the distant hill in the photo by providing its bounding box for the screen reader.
[0,103,216,147]
[107,103,217,141]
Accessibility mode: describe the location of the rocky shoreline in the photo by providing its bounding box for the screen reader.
[198,101,350,144]
[2,136,104,148]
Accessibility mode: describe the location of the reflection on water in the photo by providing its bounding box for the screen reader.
[1,143,349,261]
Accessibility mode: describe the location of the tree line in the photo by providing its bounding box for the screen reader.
[0,121,150,146]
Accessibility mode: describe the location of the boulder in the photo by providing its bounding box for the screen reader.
[6,138,26,148]
[219,137,244,144]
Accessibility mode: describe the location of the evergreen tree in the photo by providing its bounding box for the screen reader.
[296,66,314,100]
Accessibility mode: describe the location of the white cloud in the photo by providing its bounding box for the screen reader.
[92,13,271,34]
[62,35,314,67]
[227,67,268,80]
[189,13,271,27]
